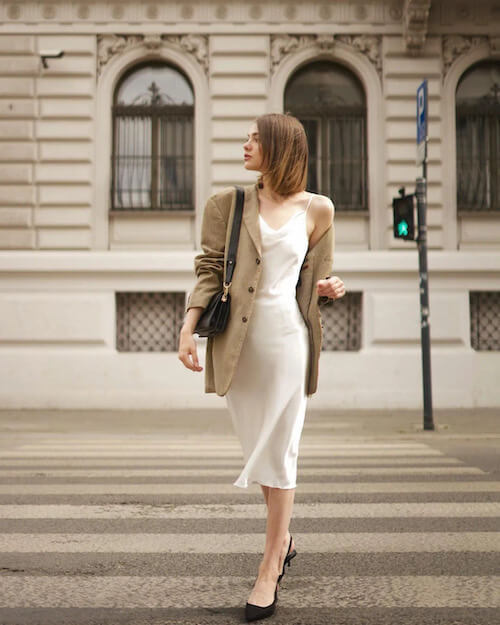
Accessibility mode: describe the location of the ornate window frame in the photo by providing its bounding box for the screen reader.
[94,37,210,249]
[442,37,500,250]
[268,36,385,249]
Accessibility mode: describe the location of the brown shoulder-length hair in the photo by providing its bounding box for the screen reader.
[255,112,308,197]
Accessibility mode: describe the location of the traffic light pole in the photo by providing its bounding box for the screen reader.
[415,170,434,430]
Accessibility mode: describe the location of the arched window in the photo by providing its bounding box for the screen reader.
[284,60,367,212]
[112,62,194,211]
[456,60,500,212]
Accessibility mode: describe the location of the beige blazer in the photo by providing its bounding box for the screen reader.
[185,182,335,397]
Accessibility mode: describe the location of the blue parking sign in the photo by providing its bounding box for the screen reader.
[417,79,427,144]
[417,79,428,165]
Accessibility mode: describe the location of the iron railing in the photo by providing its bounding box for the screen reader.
[111,106,194,211]
[456,107,500,212]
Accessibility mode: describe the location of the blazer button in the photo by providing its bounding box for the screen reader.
[255,258,260,264]
[242,316,248,322]
[248,286,254,293]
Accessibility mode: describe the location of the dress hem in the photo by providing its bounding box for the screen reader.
[233,479,297,490]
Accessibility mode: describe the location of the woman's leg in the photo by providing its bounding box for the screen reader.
[259,483,295,553]
[248,486,296,606]
[260,484,270,507]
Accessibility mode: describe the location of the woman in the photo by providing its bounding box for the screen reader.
[178,112,345,621]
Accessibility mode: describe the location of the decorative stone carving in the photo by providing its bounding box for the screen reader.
[97,33,209,77]
[336,35,382,76]
[97,35,143,76]
[316,34,336,50]
[164,35,209,74]
[403,0,431,56]
[442,35,489,78]
[143,34,163,49]
[271,33,382,79]
[270,35,312,74]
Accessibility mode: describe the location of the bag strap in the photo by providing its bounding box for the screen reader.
[222,186,244,298]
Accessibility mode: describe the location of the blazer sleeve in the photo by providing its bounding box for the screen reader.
[317,221,335,309]
[185,196,227,313]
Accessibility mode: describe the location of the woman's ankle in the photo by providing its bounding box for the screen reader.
[257,561,281,581]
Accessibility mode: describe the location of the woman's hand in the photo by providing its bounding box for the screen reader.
[316,276,346,300]
[178,307,204,372]
[178,328,203,372]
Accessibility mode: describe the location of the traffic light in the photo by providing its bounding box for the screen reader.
[393,193,415,241]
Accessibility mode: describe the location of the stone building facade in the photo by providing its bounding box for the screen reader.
[0,0,499,409]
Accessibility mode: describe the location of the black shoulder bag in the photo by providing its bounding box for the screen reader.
[194,185,245,338]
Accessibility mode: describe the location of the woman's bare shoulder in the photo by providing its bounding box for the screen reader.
[309,193,335,225]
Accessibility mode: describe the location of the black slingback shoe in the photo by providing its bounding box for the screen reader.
[277,534,297,583]
[245,584,278,622]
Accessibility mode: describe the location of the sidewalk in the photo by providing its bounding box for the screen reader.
[1,407,499,438]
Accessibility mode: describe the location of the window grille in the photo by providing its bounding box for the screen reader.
[470,291,500,351]
[320,292,362,351]
[285,61,368,212]
[111,62,194,211]
[116,292,185,352]
[456,60,500,212]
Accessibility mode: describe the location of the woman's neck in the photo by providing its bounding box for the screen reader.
[258,176,304,204]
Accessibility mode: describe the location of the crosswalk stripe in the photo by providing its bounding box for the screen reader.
[0,456,464,466]
[0,575,498,608]
[0,502,498,519]
[1,532,499,552]
[0,449,446,457]
[0,466,483,477]
[12,441,436,448]
[0,481,497,494]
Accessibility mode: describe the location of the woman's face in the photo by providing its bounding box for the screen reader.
[243,122,263,171]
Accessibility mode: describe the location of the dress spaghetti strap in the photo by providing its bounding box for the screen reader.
[304,192,314,215]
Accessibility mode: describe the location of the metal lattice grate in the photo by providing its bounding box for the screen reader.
[320,292,362,351]
[470,291,500,351]
[116,292,185,352]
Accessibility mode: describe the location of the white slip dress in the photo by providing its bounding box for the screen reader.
[225,193,313,489]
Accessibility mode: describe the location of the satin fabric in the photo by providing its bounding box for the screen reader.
[225,196,312,489]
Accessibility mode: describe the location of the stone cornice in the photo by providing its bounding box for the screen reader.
[0,1,406,29]
[97,33,208,77]
[271,33,382,79]
[403,0,431,56]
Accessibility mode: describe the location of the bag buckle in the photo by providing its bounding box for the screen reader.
[222,281,231,302]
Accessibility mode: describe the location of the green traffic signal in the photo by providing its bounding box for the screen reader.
[392,195,415,241]
[397,219,409,237]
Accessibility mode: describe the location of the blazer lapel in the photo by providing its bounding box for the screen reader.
[242,183,262,257]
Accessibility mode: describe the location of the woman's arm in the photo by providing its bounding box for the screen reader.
[185,196,227,313]
[179,194,227,372]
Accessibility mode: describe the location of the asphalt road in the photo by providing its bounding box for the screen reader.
[0,407,499,625]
